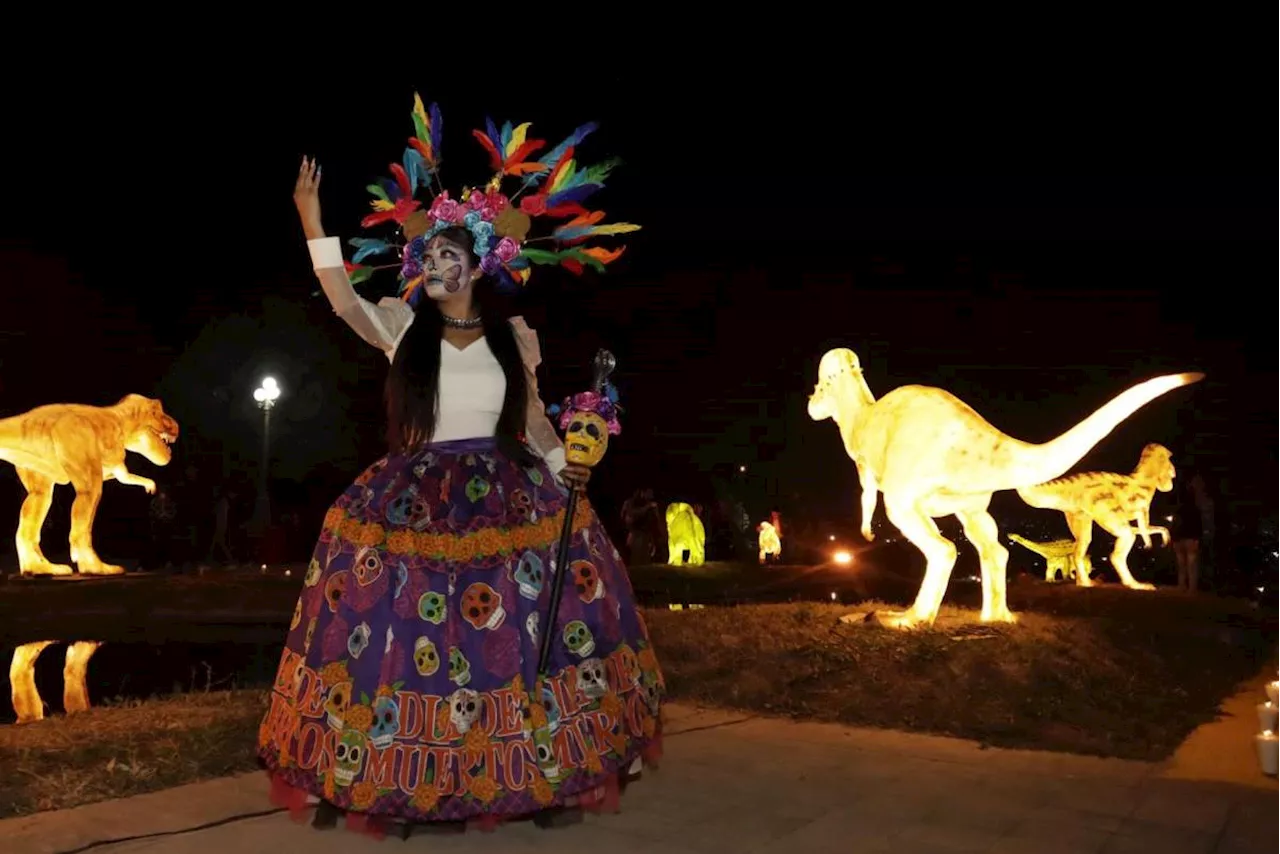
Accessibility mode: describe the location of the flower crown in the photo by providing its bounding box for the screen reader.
[345,93,641,304]
[547,382,622,435]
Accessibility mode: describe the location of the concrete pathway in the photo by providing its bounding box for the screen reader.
[4,694,1275,854]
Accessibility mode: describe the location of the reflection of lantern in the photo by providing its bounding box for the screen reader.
[757,522,781,564]
[665,502,706,566]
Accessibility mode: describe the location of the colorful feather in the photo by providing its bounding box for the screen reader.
[473,118,546,175]
[581,246,626,266]
[410,93,441,167]
[366,183,391,203]
[429,102,442,161]
[471,128,503,172]
[348,237,395,263]
[348,265,374,286]
[546,183,607,208]
[520,248,566,266]
[523,122,599,187]
[389,163,412,198]
[402,148,426,193]
[554,222,642,241]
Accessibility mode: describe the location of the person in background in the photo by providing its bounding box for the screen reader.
[1169,470,1204,592]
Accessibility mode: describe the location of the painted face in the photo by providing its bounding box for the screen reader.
[424,235,477,300]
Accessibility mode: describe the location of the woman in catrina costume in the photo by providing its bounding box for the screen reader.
[258,94,665,837]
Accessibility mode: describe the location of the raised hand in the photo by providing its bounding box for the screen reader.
[294,157,325,239]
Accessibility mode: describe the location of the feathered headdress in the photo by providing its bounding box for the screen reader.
[344,93,640,304]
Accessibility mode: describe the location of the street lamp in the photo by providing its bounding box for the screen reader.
[251,377,281,534]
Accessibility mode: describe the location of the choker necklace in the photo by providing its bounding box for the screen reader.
[442,314,483,330]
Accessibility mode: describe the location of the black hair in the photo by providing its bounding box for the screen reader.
[384,226,535,465]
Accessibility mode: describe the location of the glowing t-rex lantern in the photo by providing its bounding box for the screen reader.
[757,521,781,564]
[1016,443,1176,590]
[665,502,706,566]
[808,348,1200,627]
[0,395,179,576]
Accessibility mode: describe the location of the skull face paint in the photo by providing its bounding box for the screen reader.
[423,235,476,300]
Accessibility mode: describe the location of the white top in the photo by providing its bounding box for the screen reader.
[434,337,505,443]
[306,236,566,473]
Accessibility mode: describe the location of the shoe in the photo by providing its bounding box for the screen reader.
[533,807,583,829]
[312,800,341,830]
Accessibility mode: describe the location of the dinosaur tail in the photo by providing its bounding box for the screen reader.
[999,372,1203,492]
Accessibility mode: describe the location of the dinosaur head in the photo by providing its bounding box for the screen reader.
[117,395,180,466]
[1136,443,1175,492]
[808,348,864,421]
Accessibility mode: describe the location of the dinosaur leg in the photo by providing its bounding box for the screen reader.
[1065,513,1094,587]
[958,509,1015,623]
[67,479,124,576]
[881,498,957,628]
[10,641,52,724]
[1102,521,1153,591]
[856,463,878,542]
[63,641,101,714]
[14,467,73,576]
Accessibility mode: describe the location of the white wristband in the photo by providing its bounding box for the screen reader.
[307,237,345,270]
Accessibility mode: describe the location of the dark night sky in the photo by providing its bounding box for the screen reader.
[0,37,1274,540]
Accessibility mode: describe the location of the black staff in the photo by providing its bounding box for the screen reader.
[537,349,618,675]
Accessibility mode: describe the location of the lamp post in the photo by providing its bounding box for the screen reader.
[251,377,281,535]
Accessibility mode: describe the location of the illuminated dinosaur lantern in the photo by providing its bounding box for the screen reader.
[757,521,781,564]
[807,348,1200,627]
[1016,443,1176,590]
[665,501,706,566]
[0,395,179,576]
[1007,534,1091,583]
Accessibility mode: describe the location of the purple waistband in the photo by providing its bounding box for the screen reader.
[422,436,498,455]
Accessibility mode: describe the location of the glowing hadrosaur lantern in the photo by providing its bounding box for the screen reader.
[1016,443,1176,590]
[0,395,179,576]
[757,521,781,564]
[807,348,1201,627]
[1007,534,1090,583]
[665,502,706,566]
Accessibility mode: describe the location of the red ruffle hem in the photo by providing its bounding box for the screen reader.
[266,733,663,840]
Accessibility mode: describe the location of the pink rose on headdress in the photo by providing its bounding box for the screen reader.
[428,193,460,223]
[466,191,488,211]
[575,391,602,411]
[484,191,509,219]
[494,236,520,262]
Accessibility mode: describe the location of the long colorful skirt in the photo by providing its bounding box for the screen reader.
[258,437,665,826]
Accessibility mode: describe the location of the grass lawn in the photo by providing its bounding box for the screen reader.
[1,579,1273,818]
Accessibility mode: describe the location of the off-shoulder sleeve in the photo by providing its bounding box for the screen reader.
[510,316,567,477]
[308,237,414,356]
